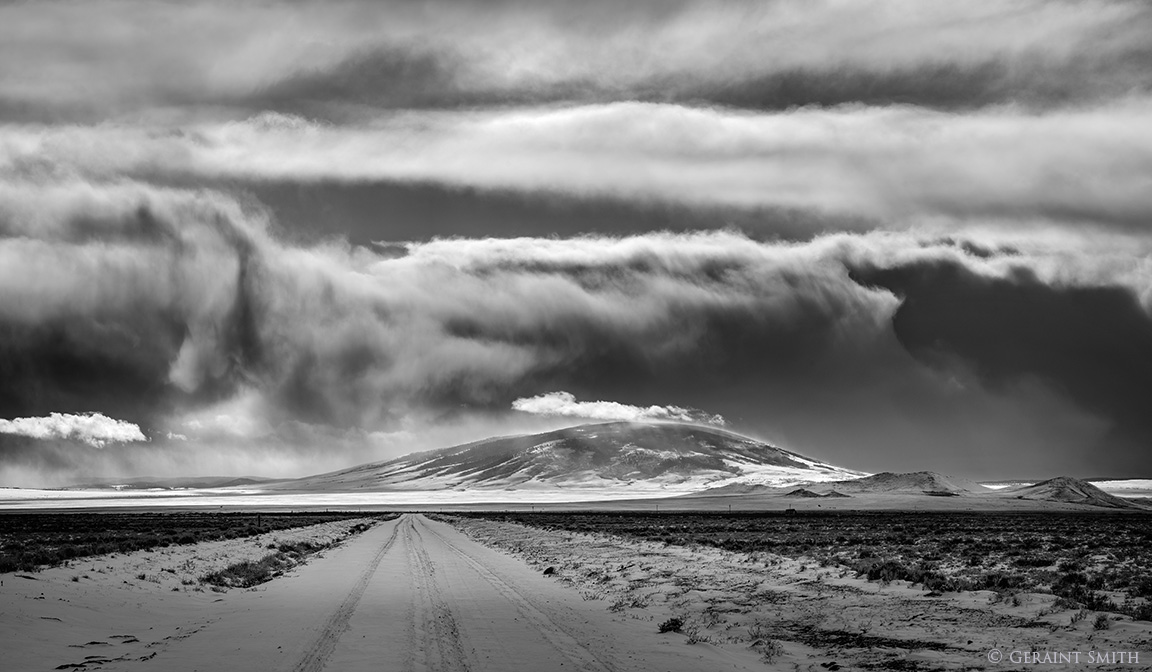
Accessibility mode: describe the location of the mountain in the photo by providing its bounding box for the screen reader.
[272,422,865,493]
[1006,476,1144,509]
[807,471,989,496]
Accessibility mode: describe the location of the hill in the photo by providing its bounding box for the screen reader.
[808,471,989,496]
[1005,476,1144,509]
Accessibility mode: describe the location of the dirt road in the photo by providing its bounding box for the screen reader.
[59,514,760,671]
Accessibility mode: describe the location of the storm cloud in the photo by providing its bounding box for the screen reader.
[1,179,1150,481]
[2,1,1150,484]
[1,0,1150,118]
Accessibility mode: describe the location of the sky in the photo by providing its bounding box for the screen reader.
[2,0,1151,485]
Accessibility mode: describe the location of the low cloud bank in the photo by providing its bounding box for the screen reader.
[0,412,146,448]
[512,391,726,426]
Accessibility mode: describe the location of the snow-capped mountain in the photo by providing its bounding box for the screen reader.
[273,422,865,493]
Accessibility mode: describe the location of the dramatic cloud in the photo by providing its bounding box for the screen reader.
[852,258,1152,453]
[2,1,1150,483]
[1,1,1149,118]
[512,391,725,426]
[0,412,146,448]
[1,179,1150,480]
[4,99,1151,229]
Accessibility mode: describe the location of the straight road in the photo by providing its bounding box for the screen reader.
[125,514,761,671]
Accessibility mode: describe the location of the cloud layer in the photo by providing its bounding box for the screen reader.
[0,412,146,448]
[512,391,725,426]
[4,100,1152,230]
[2,1,1150,118]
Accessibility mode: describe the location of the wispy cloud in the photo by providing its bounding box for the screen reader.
[0,412,146,448]
[5,99,1151,227]
[512,391,726,426]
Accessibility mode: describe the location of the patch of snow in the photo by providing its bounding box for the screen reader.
[980,482,1028,490]
[1094,479,1152,490]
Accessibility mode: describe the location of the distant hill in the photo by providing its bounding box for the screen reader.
[65,476,278,490]
[684,472,1148,510]
[269,422,864,493]
[783,488,851,499]
[689,471,980,498]
[783,488,824,498]
[1005,476,1144,509]
[809,471,989,496]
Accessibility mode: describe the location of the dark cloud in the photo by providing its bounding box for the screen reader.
[0,183,265,429]
[0,318,180,426]
[2,180,1150,480]
[230,180,867,247]
[250,47,469,116]
[668,54,1152,111]
[850,259,1152,461]
[246,53,1101,116]
[4,0,1150,119]
[3,0,1151,484]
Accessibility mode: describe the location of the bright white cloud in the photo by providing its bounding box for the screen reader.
[0,412,147,448]
[512,391,726,426]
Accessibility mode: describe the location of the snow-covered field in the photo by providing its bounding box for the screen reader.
[448,515,1152,672]
[1,478,1148,510]
[6,510,1152,671]
[0,486,683,510]
[2,514,763,672]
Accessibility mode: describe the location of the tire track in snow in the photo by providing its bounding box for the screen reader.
[290,520,401,672]
[415,516,614,672]
[405,516,470,672]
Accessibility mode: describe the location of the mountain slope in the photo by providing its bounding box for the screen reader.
[273,422,864,493]
[1006,476,1143,509]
